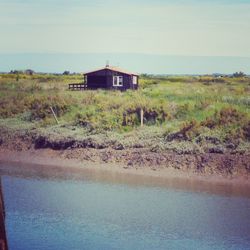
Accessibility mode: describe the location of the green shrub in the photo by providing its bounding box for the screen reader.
[194,100,211,110]
[29,95,70,121]
[201,107,248,128]
[166,119,201,141]
[243,121,250,140]
[179,119,201,140]
[175,103,192,118]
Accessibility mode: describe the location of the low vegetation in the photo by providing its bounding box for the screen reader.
[0,73,249,154]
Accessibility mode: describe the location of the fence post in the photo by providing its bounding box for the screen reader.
[140,108,144,127]
[50,107,59,124]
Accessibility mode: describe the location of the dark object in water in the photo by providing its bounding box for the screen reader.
[0,179,8,250]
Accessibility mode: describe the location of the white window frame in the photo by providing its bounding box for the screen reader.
[132,76,137,84]
[113,76,123,87]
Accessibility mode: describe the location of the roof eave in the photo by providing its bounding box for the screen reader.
[84,67,139,76]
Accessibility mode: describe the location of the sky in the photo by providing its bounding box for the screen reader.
[0,0,250,74]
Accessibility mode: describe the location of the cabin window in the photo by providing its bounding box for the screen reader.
[132,76,137,84]
[113,76,123,87]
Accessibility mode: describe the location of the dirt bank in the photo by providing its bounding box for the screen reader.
[0,128,249,181]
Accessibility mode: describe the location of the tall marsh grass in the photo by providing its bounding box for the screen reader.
[0,73,249,141]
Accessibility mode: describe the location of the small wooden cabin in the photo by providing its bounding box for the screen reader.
[84,65,139,90]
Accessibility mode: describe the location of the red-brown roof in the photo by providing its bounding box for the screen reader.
[84,66,139,76]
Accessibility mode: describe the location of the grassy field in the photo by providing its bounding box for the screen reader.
[0,73,249,153]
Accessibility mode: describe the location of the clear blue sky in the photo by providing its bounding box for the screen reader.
[0,0,250,73]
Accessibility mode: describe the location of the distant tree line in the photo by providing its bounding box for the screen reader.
[63,70,70,75]
[7,69,81,76]
[232,71,246,78]
[9,69,35,75]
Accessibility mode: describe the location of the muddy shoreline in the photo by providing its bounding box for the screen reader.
[0,129,250,182]
[0,148,250,198]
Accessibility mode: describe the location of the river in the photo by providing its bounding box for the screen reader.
[1,164,250,250]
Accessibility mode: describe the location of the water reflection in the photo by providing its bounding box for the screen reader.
[0,161,249,198]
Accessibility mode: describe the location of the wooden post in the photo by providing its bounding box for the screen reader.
[140,108,144,127]
[50,107,59,124]
[0,179,8,250]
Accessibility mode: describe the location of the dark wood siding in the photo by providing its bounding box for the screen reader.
[85,69,138,91]
[87,76,106,89]
[86,69,107,89]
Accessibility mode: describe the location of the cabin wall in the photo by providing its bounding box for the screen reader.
[131,75,138,90]
[106,71,131,91]
[86,69,107,89]
[85,69,138,90]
